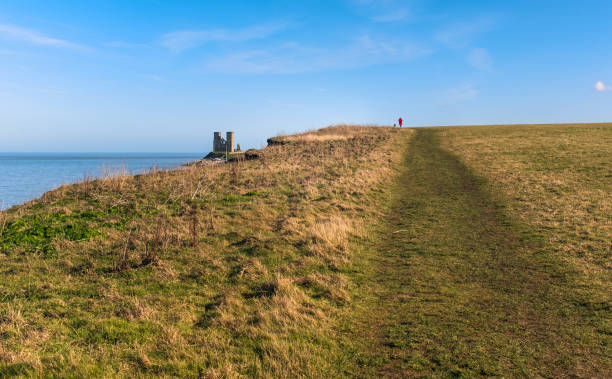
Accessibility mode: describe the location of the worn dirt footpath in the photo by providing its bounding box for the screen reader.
[345,128,609,377]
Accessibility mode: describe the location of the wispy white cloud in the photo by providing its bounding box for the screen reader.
[162,22,289,53]
[467,47,492,70]
[205,35,430,74]
[440,83,477,104]
[0,23,89,51]
[595,80,611,91]
[371,8,411,23]
[351,0,412,23]
[38,88,68,95]
[435,18,495,49]
[105,40,147,48]
[141,74,167,82]
[0,48,25,56]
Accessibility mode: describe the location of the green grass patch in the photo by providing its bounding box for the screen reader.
[345,127,611,377]
[1,212,101,256]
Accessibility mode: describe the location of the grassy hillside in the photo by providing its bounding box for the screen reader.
[345,125,611,377]
[0,123,610,377]
[441,124,611,291]
[0,126,408,377]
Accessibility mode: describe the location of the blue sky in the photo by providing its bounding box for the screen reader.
[1,0,611,152]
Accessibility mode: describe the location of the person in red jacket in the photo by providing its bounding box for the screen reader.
[398,117,403,127]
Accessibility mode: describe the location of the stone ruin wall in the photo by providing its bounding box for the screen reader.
[213,131,235,153]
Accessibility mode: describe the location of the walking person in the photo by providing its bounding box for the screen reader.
[398,117,403,128]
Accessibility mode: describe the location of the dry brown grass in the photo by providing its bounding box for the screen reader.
[273,124,380,143]
[0,208,6,240]
[279,133,349,143]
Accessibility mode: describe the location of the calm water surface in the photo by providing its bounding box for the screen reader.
[0,153,202,210]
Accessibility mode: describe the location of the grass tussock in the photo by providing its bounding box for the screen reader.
[0,208,7,240]
[0,124,408,377]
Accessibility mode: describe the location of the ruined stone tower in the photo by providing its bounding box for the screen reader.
[226,132,234,153]
[213,132,223,152]
[213,131,235,153]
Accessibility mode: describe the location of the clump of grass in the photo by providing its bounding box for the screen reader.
[189,204,199,248]
[141,215,169,266]
[309,215,354,248]
[230,160,242,185]
[0,208,7,241]
[115,228,133,271]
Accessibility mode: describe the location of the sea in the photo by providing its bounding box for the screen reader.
[0,153,203,210]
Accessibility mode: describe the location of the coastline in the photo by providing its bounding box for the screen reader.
[0,153,204,211]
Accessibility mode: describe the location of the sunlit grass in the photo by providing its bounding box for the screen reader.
[0,125,407,377]
[441,123,611,292]
[344,125,611,377]
[1,123,609,377]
